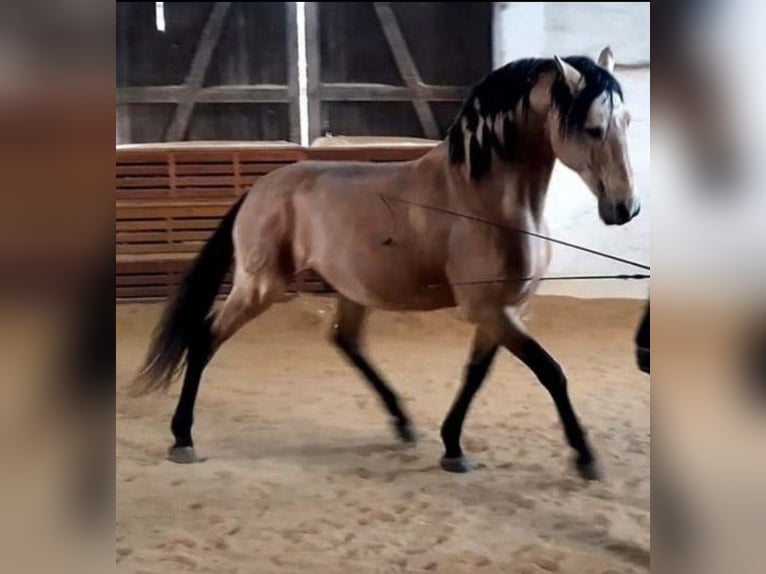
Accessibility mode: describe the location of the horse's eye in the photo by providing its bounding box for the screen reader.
[585,127,604,140]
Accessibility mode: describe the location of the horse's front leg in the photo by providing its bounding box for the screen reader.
[439,309,599,480]
[496,310,600,480]
[440,327,498,472]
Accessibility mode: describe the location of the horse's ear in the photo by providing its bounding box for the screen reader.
[553,55,583,94]
[597,46,615,73]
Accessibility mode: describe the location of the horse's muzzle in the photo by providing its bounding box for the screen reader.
[599,198,641,226]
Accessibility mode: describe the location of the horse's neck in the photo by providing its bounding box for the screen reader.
[488,73,558,224]
[423,132,555,226]
[479,137,556,227]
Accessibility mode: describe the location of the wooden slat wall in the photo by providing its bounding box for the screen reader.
[117,2,297,143]
[116,142,434,301]
[309,2,490,140]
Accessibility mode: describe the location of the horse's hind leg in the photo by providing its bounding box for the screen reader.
[330,296,416,443]
[168,273,280,463]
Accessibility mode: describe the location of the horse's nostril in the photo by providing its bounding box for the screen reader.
[616,203,631,222]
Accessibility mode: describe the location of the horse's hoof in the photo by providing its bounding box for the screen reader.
[167,446,206,464]
[575,456,602,481]
[440,455,475,473]
[395,421,417,444]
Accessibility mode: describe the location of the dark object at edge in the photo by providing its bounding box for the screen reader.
[635,303,649,374]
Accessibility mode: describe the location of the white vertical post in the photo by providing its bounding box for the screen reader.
[296,2,309,146]
[155,2,166,32]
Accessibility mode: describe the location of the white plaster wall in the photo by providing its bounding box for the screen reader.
[493,3,545,66]
[493,2,650,299]
[541,2,650,64]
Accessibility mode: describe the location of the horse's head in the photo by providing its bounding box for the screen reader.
[548,48,640,226]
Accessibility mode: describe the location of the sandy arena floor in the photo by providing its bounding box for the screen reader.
[116,295,649,574]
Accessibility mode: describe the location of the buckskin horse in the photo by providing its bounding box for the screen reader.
[133,47,640,480]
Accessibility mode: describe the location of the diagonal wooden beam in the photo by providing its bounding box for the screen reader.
[373,2,440,139]
[164,2,232,141]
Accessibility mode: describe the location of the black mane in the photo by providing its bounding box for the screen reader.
[448,56,624,181]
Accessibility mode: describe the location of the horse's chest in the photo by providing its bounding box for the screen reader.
[506,218,550,295]
[506,218,550,264]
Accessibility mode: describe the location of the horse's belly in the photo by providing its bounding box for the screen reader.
[307,246,455,311]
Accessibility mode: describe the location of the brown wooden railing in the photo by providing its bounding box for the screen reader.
[116,140,436,301]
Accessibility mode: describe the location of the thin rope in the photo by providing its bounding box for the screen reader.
[379,194,650,271]
[426,273,649,289]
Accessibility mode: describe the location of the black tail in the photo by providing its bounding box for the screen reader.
[131,195,246,395]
